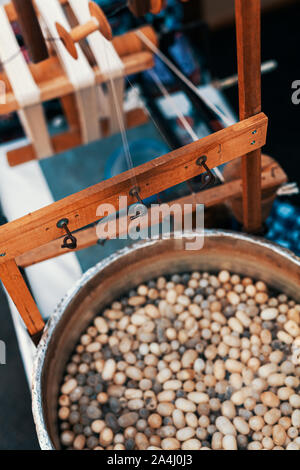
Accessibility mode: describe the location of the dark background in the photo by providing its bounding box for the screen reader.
[210,1,300,206]
[0,1,300,450]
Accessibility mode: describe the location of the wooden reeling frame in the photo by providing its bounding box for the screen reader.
[0,0,157,164]
[0,0,269,344]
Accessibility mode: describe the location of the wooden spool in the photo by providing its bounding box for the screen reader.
[112,25,158,58]
[56,1,112,59]
[128,0,164,16]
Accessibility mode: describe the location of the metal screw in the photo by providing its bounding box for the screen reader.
[56,218,69,229]
[251,140,256,145]
[252,130,257,135]
[0,253,6,257]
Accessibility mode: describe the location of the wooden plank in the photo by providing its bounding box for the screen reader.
[76,85,101,142]
[7,130,81,166]
[0,51,154,114]
[7,107,148,166]
[0,6,53,158]
[235,0,262,233]
[0,113,267,261]
[0,7,41,106]
[17,106,54,159]
[16,159,286,269]
[0,259,45,338]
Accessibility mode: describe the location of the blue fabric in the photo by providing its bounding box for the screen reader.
[265,199,300,256]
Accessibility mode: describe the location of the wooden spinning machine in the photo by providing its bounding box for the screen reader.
[0,0,288,345]
[0,0,161,165]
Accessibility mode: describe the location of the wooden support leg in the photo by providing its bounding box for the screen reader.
[107,76,125,135]
[60,93,81,132]
[76,87,101,142]
[235,0,262,233]
[0,259,45,342]
[18,106,54,159]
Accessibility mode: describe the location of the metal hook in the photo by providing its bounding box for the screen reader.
[129,186,146,220]
[57,218,77,250]
[196,155,216,190]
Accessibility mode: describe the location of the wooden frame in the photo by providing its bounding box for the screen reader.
[0,113,268,341]
[0,0,275,344]
[0,114,267,262]
[15,158,286,270]
[0,0,157,164]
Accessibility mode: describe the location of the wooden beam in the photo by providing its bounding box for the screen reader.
[0,113,267,262]
[235,0,262,233]
[0,259,45,337]
[16,159,286,269]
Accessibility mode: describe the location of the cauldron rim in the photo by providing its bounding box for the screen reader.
[31,229,300,450]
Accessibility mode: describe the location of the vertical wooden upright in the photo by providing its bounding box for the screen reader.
[11,0,49,63]
[0,259,45,344]
[235,0,262,233]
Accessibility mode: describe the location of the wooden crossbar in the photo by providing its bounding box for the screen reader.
[0,113,268,339]
[1,51,154,115]
[16,159,286,269]
[0,113,267,263]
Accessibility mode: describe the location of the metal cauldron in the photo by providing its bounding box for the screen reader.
[32,230,300,449]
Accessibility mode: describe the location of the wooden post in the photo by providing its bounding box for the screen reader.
[0,259,45,343]
[0,113,268,263]
[0,113,267,344]
[235,0,262,233]
[12,0,49,63]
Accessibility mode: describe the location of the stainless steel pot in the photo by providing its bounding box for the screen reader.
[32,230,300,449]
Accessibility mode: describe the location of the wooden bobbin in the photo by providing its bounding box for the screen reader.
[56,1,112,59]
[112,25,158,58]
[128,0,164,17]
